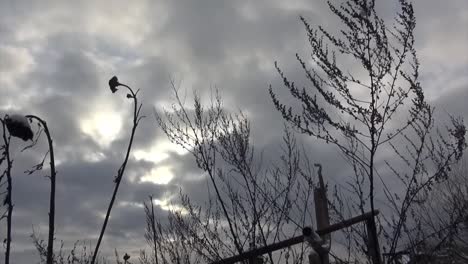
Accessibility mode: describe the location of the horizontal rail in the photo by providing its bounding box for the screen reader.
[211,210,379,264]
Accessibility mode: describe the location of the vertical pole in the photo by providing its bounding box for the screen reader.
[366,219,381,264]
[308,249,321,264]
[313,164,330,264]
[248,257,263,264]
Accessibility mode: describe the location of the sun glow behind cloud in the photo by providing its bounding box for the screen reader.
[80,109,122,147]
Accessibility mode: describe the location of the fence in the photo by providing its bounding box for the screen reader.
[210,210,380,264]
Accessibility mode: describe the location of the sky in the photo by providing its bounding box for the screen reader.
[0,0,467,262]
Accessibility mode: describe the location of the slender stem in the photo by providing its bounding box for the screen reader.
[149,196,159,264]
[366,15,381,263]
[91,84,142,264]
[1,119,13,264]
[26,115,56,264]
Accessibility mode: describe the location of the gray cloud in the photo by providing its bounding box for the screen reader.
[1,0,467,262]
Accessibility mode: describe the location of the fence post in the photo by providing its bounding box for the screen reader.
[313,164,330,264]
[248,257,263,264]
[366,219,381,264]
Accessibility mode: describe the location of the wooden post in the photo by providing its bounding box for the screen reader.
[366,219,381,264]
[313,164,330,264]
[248,257,263,264]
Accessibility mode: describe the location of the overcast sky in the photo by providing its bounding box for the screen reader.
[0,0,467,262]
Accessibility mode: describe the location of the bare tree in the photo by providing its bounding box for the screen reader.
[150,84,320,263]
[269,0,466,262]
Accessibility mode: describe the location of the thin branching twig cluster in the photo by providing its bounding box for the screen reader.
[150,84,321,263]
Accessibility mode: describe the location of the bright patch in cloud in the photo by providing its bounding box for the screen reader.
[82,151,106,163]
[140,165,174,185]
[133,139,188,163]
[152,198,187,214]
[119,201,144,209]
[80,110,122,147]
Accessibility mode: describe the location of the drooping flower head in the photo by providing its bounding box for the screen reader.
[109,76,120,93]
[5,114,33,141]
